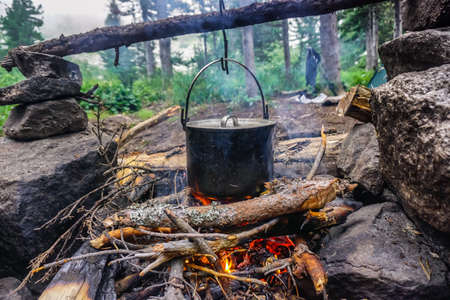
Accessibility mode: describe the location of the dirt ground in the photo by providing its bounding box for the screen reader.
[103,97,356,155]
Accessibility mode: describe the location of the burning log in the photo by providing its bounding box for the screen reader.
[336,85,373,123]
[300,198,362,232]
[103,178,341,230]
[1,0,385,71]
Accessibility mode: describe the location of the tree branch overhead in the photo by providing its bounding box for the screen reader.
[1,0,385,70]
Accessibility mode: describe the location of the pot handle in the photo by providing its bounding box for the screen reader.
[181,58,269,129]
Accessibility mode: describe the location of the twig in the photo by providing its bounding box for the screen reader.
[165,208,218,263]
[139,254,174,277]
[306,125,327,180]
[31,249,136,274]
[186,263,267,286]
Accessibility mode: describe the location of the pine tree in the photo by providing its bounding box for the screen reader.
[0,0,43,50]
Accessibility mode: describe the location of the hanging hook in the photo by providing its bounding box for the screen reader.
[219,0,229,74]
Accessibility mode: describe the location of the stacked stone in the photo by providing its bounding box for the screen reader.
[324,4,450,299]
[0,50,87,140]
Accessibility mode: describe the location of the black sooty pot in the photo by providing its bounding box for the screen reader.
[181,58,276,200]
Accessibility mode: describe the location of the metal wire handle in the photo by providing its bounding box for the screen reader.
[181,58,269,129]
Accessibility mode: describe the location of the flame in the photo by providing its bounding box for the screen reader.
[191,190,216,206]
[249,236,295,256]
[220,255,233,273]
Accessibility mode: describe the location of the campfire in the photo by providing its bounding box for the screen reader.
[35,159,358,300]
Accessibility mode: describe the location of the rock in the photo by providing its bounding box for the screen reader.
[0,277,33,300]
[337,123,383,197]
[0,131,115,278]
[379,28,450,79]
[11,50,82,85]
[320,202,450,300]
[0,76,80,106]
[372,64,450,233]
[402,0,450,31]
[3,99,87,140]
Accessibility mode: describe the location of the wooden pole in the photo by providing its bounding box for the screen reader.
[1,0,385,71]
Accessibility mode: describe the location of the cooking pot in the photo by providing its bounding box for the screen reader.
[181,58,276,200]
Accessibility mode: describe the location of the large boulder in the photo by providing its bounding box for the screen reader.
[320,202,450,300]
[0,277,33,300]
[401,0,450,31]
[3,98,87,141]
[372,64,450,233]
[337,123,383,197]
[11,50,82,85]
[0,76,81,106]
[0,131,115,278]
[379,28,450,79]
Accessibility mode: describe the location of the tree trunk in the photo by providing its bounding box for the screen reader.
[393,0,402,38]
[157,0,172,78]
[365,5,378,70]
[199,0,208,65]
[282,19,292,83]
[1,0,386,71]
[319,12,343,95]
[240,0,258,98]
[144,41,156,76]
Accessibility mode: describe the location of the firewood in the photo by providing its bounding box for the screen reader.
[306,125,327,180]
[292,239,327,297]
[1,0,384,71]
[117,106,180,146]
[336,85,373,123]
[165,208,218,263]
[103,178,341,230]
[164,259,185,300]
[39,242,118,300]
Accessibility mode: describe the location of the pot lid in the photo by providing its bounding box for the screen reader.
[187,115,275,130]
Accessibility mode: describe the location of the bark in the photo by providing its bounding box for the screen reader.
[39,242,117,300]
[164,259,185,300]
[365,4,379,70]
[336,85,373,123]
[319,12,343,94]
[157,0,173,78]
[393,0,402,38]
[140,0,156,76]
[1,0,385,71]
[282,19,292,83]
[144,41,156,76]
[103,178,340,229]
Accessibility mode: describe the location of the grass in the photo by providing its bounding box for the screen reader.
[134,108,154,121]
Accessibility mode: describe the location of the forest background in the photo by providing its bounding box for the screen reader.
[0,0,399,132]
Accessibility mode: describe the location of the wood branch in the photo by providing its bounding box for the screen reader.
[1,0,385,71]
[165,208,218,263]
[306,125,327,180]
[39,242,115,300]
[186,263,267,286]
[118,106,180,146]
[111,219,280,263]
[103,178,340,229]
[336,85,373,123]
[292,239,327,296]
[164,259,185,300]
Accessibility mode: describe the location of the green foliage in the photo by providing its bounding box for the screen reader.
[0,68,24,134]
[341,67,374,87]
[132,75,166,105]
[0,0,43,52]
